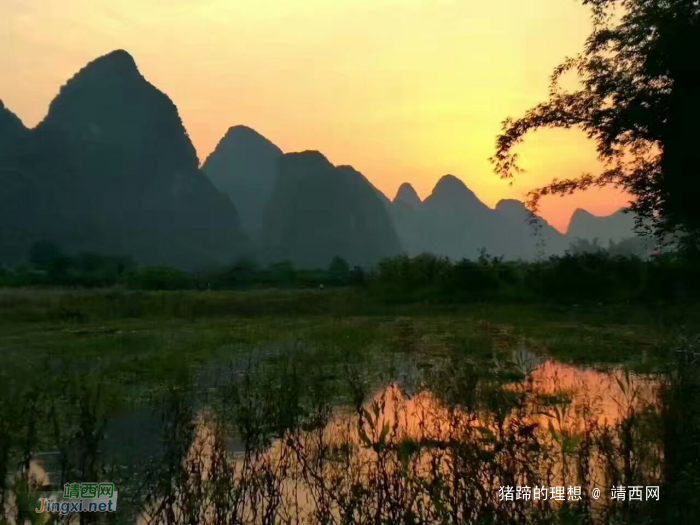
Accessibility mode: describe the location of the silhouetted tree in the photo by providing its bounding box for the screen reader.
[215,259,258,288]
[47,255,72,281]
[328,256,350,285]
[568,238,604,255]
[608,236,653,258]
[28,240,62,270]
[349,265,367,286]
[125,266,195,290]
[268,260,298,286]
[493,0,700,248]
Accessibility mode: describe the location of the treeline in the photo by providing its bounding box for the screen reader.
[2,241,700,303]
[0,241,366,291]
[372,252,700,303]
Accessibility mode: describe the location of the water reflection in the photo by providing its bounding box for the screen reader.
[135,359,661,524]
[526,360,657,427]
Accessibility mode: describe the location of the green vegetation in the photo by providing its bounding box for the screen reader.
[494,0,700,248]
[1,1,697,521]
[4,241,700,307]
[2,247,700,524]
[0,287,698,523]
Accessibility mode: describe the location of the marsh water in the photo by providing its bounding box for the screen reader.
[15,337,667,525]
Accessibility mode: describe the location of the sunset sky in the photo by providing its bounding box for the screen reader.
[2,0,629,232]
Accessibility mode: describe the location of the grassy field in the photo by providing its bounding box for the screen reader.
[0,287,685,396]
[0,287,698,524]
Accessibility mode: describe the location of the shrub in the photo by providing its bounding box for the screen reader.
[123,266,195,291]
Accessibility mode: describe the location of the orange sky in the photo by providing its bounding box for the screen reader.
[2,0,629,232]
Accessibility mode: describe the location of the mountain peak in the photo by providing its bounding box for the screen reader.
[567,208,628,233]
[435,174,464,188]
[101,49,136,62]
[223,125,272,142]
[571,207,628,220]
[226,124,254,133]
[282,150,333,170]
[495,199,530,216]
[4,50,247,268]
[496,198,525,210]
[46,50,143,117]
[424,174,490,220]
[431,174,480,201]
[91,49,137,72]
[570,208,595,219]
[567,207,636,243]
[39,48,197,162]
[394,182,421,207]
[201,126,283,236]
[71,49,140,81]
[208,125,282,158]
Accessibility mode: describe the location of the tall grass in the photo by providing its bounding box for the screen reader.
[2,338,696,524]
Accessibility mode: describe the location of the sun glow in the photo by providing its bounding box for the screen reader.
[2,0,629,231]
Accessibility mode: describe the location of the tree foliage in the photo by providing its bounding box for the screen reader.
[28,240,62,270]
[493,0,700,246]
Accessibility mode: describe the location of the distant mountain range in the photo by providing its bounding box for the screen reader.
[0,49,642,269]
[389,178,569,260]
[567,208,637,245]
[388,181,638,260]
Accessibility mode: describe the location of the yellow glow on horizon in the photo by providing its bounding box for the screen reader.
[2,0,629,232]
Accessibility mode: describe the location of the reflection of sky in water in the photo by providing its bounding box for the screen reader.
[17,357,659,524]
[317,359,658,443]
[133,360,657,523]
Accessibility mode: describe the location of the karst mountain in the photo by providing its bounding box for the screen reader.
[0,49,646,269]
[262,151,401,267]
[0,50,248,268]
[390,176,568,260]
[567,208,637,245]
[202,125,282,240]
